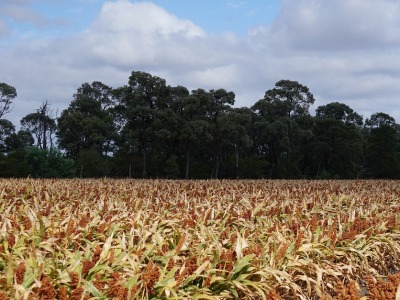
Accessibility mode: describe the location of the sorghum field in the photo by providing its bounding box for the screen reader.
[0,179,400,300]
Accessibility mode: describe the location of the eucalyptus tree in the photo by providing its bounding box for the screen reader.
[0,119,15,152]
[57,82,116,160]
[0,83,17,118]
[364,112,399,178]
[263,79,315,118]
[219,107,253,178]
[206,88,235,178]
[252,80,315,178]
[316,102,363,126]
[0,120,34,177]
[306,102,364,178]
[4,130,34,151]
[21,101,56,150]
[176,88,212,178]
[0,83,18,153]
[115,71,169,177]
[152,85,199,177]
[0,120,33,153]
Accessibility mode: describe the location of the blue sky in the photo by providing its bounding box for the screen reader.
[1,0,400,126]
[4,0,280,39]
[149,0,280,35]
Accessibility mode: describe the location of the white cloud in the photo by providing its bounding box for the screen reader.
[254,0,400,51]
[2,0,400,127]
[243,0,400,118]
[83,1,209,69]
[94,1,205,38]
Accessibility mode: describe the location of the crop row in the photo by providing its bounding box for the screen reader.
[0,179,399,299]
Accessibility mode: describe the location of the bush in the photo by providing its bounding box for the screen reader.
[25,147,75,178]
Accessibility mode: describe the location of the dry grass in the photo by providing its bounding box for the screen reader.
[0,179,399,299]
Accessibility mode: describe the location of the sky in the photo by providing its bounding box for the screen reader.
[1,0,400,126]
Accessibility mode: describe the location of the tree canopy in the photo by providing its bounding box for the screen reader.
[1,74,400,179]
[0,82,17,118]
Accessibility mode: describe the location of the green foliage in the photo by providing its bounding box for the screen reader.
[57,82,116,158]
[5,130,34,151]
[304,116,364,178]
[25,147,75,178]
[2,77,400,179]
[0,119,15,152]
[0,150,29,177]
[232,157,269,179]
[115,71,170,178]
[0,82,17,118]
[262,79,315,118]
[365,113,400,178]
[21,101,56,150]
[164,155,180,178]
[316,102,363,126]
[74,147,113,178]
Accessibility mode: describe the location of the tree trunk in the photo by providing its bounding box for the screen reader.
[41,101,48,150]
[235,143,239,179]
[316,159,321,178]
[37,131,42,149]
[43,120,47,150]
[185,150,190,179]
[142,150,147,178]
[268,153,276,179]
[215,156,220,179]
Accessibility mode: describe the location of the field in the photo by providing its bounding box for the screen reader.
[0,179,400,300]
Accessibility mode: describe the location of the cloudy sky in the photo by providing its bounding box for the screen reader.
[1,0,400,126]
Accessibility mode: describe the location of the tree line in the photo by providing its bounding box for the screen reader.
[1,71,399,179]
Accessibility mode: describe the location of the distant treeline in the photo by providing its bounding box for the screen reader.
[1,72,399,179]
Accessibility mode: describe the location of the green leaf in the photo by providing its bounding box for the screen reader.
[313,226,322,243]
[23,267,41,288]
[83,279,107,299]
[229,254,254,281]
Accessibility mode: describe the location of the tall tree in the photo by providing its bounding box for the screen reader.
[0,121,33,177]
[263,80,315,118]
[4,130,34,151]
[316,102,363,126]
[305,118,363,178]
[365,112,396,128]
[252,116,303,178]
[150,85,193,176]
[115,71,169,177]
[220,107,253,178]
[303,102,364,178]
[0,83,17,118]
[364,112,399,178]
[207,89,235,178]
[57,82,116,159]
[21,101,56,150]
[0,119,15,152]
[252,80,315,178]
[175,88,212,178]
